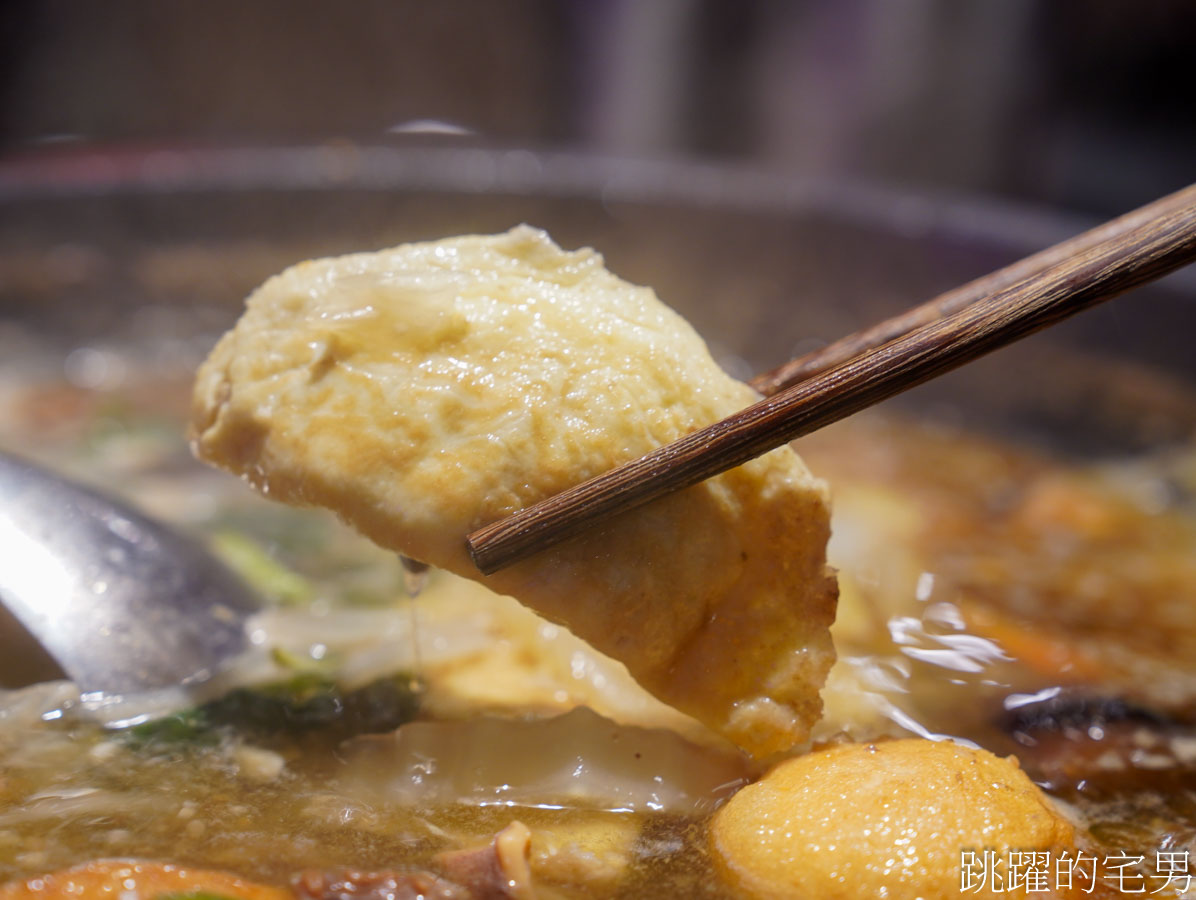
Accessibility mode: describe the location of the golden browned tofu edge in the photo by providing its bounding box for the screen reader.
[189,228,838,756]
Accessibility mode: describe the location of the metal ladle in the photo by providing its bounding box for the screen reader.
[0,448,258,694]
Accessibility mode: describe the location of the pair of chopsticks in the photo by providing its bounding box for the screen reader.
[468,184,1196,575]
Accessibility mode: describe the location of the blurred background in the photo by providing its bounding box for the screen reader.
[1,0,1192,217]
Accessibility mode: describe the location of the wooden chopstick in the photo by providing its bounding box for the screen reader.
[467,185,1196,575]
[749,183,1196,396]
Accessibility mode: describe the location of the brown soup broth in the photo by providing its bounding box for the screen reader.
[2,370,1196,897]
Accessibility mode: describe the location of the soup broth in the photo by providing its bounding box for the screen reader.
[2,352,1196,898]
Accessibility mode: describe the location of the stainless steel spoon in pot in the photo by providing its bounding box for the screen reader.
[0,448,258,694]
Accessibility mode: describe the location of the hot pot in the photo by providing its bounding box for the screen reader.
[1,145,1194,897]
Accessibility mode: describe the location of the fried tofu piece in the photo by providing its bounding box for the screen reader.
[190,226,837,756]
[710,739,1079,899]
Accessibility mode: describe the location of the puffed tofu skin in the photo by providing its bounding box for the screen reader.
[190,226,837,756]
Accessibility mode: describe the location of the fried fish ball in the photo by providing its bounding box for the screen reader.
[710,739,1078,899]
[190,226,837,756]
[0,860,291,900]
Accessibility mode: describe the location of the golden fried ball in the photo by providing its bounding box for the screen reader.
[710,739,1077,899]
